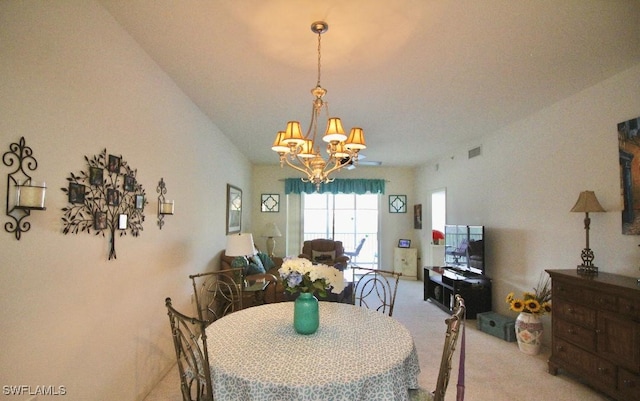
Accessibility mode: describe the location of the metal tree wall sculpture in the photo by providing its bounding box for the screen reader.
[61,149,147,260]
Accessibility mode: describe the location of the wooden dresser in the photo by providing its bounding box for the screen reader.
[546,270,640,401]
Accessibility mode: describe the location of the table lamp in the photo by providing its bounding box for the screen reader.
[226,233,257,260]
[262,222,282,257]
[570,191,605,275]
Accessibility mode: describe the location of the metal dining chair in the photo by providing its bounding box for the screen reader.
[352,267,402,316]
[165,297,213,401]
[189,268,243,325]
[409,295,466,401]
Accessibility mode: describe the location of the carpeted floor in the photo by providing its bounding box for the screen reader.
[145,279,614,401]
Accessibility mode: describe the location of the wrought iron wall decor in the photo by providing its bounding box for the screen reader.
[3,137,47,240]
[157,177,174,229]
[61,149,148,260]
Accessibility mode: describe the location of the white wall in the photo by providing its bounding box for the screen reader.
[415,63,640,338]
[252,165,416,270]
[0,2,251,400]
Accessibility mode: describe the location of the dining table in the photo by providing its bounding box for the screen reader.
[205,301,421,401]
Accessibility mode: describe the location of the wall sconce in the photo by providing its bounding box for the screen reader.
[3,137,46,240]
[157,177,174,229]
[570,190,605,275]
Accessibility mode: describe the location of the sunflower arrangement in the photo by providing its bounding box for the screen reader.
[506,273,552,316]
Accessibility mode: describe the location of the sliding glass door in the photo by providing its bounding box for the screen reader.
[302,193,379,268]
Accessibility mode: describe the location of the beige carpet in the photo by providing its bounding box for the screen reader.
[145,279,613,401]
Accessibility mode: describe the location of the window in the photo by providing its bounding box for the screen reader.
[303,193,379,268]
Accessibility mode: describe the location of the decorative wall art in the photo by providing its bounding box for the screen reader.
[618,115,640,234]
[61,149,148,260]
[226,184,242,234]
[3,137,47,240]
[414,204,422,229]
[261,194,280,212]
[388,195,407,213]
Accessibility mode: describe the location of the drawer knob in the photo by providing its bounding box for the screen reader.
[567,328,574,335]
[567,307,574,313]
[597,367,608,374]
[623,379,636,388]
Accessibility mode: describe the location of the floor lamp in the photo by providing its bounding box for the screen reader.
[570,191,605,274]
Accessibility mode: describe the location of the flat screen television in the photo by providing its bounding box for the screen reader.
[443,225,485,275]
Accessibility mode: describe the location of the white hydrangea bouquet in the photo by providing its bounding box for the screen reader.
[278,257,345,298]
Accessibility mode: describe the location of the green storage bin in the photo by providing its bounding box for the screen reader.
[477,311,516,342]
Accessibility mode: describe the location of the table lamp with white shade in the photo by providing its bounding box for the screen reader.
[226,233,257,260]
[262,222,282,257]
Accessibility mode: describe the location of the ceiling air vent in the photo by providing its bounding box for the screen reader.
[468,146,481,159]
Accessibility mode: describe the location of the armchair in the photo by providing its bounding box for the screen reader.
[299,239,350,266]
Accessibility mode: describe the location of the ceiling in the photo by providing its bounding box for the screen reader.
[99,0,640,167]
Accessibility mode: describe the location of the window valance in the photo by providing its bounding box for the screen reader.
[285,178,385,195]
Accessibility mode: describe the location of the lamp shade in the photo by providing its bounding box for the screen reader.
[225,233,257,257]
[262,222,282,238]
[570,191,605,213]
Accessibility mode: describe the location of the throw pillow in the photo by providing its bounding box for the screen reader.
[312,250,335,263]
[246,255,266,275]
[230,256,247,269]
[257,252,275,270]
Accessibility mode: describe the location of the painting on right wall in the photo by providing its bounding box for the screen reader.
[618,115,640,234]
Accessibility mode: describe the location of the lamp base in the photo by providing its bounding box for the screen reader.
[577,264,598,275]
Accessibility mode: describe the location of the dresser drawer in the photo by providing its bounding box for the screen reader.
[593,293,617,313]
[618,296,640,321]
[555,299,596,328]
[554,280,594,304]
[618,368,640,400]
[555,318,595,351]
[554,337,617,388]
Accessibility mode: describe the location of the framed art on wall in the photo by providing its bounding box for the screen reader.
[389,195,407,213]
[261,194,280,212]
[227,184,242,234]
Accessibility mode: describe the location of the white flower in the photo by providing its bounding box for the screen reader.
[278,258,345,295]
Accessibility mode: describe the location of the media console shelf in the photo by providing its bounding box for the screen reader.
[423,266,492,319]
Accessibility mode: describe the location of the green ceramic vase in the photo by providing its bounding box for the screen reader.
[294,292,319,335]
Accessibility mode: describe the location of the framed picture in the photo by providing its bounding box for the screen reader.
[94,211,107,230]
[261,194,280,212]
[389,195,407,213]
[123,175,135,192]
[68,183,85,204]
[619,115,640,234]
[226,184,242,234]
[135,195,145,210]
[89,167,103,186]
[107,188,120,206]
[118,214,128,230]
[414,204,422,229]
[107,154,121,173]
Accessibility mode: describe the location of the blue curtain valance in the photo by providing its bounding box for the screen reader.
[284,178,385,195]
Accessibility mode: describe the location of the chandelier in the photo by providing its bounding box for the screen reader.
[271,21,366,189]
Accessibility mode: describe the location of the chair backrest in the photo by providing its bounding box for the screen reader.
[345,238,366,257]
[433,294,466,401]
[189,268,243,324]
[352,267,402,316]
[165,297,213,401]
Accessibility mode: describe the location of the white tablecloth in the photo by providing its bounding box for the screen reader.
[205,302,420,401]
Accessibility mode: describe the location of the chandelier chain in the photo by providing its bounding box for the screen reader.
[316,30,322,88]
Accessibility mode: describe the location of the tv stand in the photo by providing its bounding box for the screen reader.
[424,266,492,319]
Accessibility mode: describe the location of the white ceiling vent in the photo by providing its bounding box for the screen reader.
[468,146,482,159]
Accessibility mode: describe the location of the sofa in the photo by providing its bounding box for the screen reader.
[299,239,350,266]
[220,251,287,303]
